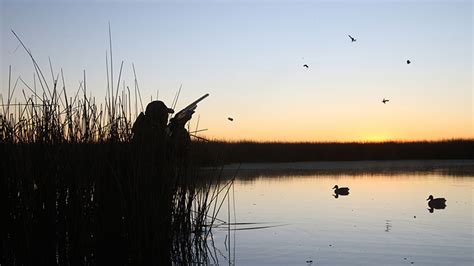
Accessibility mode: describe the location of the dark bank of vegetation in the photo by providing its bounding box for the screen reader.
[194,139,474,165]
[0,90,230,265]
[2,141,232,265]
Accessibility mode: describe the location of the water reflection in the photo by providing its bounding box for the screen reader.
[385,220,392,232]
[333,193,349,198]
[205,160,474,181]
[208,160,474,265]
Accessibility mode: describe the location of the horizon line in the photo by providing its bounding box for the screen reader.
[203,138,474,144]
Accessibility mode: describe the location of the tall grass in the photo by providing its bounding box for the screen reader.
[1,31,232,265]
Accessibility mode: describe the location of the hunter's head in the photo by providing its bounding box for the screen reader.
[145,101,174,127]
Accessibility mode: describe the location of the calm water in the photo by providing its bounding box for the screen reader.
[206,160,474,265]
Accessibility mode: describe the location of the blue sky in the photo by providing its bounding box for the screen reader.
[1,0,472,141]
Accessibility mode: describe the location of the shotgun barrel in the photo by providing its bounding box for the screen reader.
[172,93,209,122]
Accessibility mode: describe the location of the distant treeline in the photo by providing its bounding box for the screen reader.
[193,139,474,164]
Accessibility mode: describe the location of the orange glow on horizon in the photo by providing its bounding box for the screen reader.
[200,133,473,143]
[195,100,473,143]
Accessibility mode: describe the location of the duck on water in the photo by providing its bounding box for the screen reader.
[427,195,447,213]
[333,185,350,198]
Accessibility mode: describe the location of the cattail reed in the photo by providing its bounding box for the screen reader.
[1,31,231,265]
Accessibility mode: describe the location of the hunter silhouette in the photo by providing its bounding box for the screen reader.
[132,100,174,145]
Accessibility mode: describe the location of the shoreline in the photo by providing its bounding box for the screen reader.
[220,159,474,170]
[201,159,474,178]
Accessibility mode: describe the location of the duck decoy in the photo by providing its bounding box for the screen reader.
[333,185,350,195]
[348,35,356,42]
[427,195,446,209]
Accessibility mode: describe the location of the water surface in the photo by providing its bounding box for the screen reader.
[207,160,474,265]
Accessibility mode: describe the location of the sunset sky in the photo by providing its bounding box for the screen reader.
[1,0,472,142]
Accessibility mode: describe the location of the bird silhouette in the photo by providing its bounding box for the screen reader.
[427,195,446,209]
[333,185,350,196]
[406,60,411,64]
[227,117,234,121]
[348,35,356,42]
[382,98,389,104]
[303,64,309,68]
[427,195,446,213]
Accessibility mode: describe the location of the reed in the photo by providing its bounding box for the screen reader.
[1,31,231,265]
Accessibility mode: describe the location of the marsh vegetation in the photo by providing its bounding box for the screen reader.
[0,32,234,265]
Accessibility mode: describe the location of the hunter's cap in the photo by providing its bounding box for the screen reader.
[145,101,174,116]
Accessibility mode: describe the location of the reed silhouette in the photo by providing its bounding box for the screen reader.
[1,31,230,265]
[0,91,231,264]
